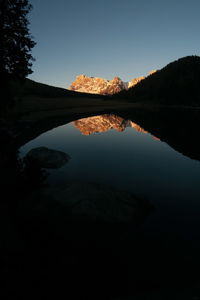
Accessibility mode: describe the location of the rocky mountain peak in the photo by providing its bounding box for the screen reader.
[69,71,156,95]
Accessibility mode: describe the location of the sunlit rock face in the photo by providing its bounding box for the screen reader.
[72,114,151,136]
[69,71,156,95]
[69,75,127,95]
[128,71,157,88]
[128,76,145,88]
[149,70,157,76]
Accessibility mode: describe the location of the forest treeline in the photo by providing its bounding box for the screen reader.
[116,56,200,106]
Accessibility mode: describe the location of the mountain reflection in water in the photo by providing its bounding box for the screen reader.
[72,114,159,140]
[19,109,200,294]
[19,111,200,209]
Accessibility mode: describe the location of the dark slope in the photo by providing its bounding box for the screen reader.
[11,78,104,99]
[117,56,200,105]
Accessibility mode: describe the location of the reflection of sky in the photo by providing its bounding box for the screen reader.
[20,120,200,199]
[20,118,200,240]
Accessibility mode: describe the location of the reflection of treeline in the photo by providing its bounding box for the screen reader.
[116,56,200,105]
[120,107,200,161]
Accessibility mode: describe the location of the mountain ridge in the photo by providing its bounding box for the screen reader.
[69,71,156,95]
[116,55,200,105]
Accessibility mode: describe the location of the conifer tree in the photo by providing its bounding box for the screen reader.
[0,0,36,79]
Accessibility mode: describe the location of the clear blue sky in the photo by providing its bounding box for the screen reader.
[28,0,200,89]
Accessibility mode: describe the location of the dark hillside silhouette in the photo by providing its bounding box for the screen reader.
[117,56,200,105]
[11,77,105,99]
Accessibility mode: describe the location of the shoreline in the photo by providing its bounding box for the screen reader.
[2,94,200,156]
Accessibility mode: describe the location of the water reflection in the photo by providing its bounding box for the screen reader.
[17,108,200,162]
[17,110,200,293]
[19,111,200,253]
[20,113,200,212]
[120,107,200,161]
[73,114,159,140]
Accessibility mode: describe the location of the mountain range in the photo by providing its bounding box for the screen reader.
[13,55,200,107]
[69,56,200,106]
[69,71,156,95]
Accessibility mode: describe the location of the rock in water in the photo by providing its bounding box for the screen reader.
[26,147,70,168]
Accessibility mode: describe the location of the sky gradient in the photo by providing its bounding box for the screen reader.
[28,0,200,89]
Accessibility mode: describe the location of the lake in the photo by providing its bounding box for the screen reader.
[20,113,200,242]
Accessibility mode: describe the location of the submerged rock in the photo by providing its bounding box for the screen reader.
[26,146,70,168]
[29,182,151,223]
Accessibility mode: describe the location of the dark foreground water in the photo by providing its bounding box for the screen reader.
[19,112,200,298]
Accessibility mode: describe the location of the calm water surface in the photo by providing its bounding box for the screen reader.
[20,114,200,246]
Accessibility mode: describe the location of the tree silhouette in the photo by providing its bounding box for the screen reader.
[0,0,36,110]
